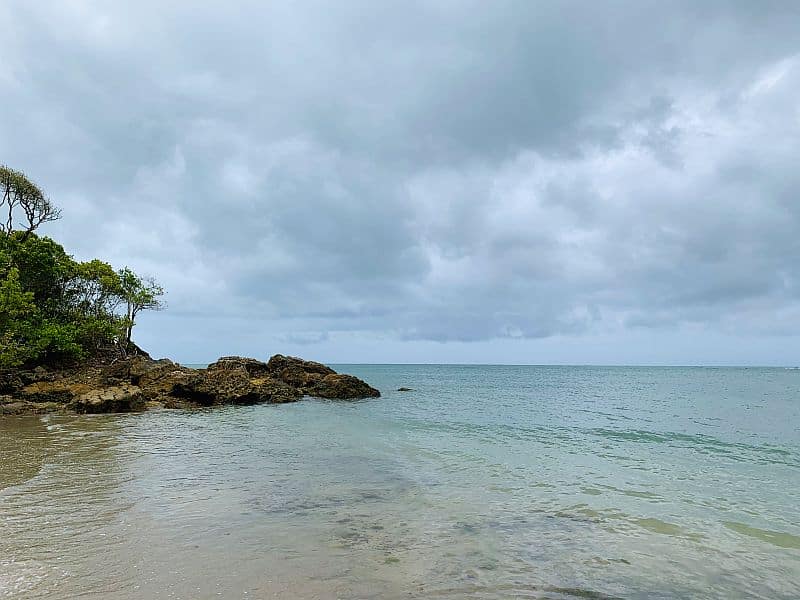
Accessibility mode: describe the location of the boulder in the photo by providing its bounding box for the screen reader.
[277,365,309,387]
[261,354,379,399]
[309,373,381,400]
[266,354,335,377]
[0,397,64,415]
[0,371,24,395]
[207,356,271,377]
[172,366,301,406]
[251,377,304,404]
[69,384,145,414]
[19,381,90,404]
[132,359,198,401]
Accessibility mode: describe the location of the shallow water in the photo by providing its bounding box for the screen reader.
[1,365,799,599]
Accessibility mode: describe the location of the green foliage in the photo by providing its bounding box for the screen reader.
[0,223,164,370]
[1,231,74,305]
[0,167,165,369]
[0,232,165,368]
[118,267,165,344]
[0,267,39,368]
[0,165,61,239]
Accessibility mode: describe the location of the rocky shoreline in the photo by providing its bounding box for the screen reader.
[0,354,380,415]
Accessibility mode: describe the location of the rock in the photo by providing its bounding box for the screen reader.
[133,359,197,401]
[309,373,381,400]
[19,381,89,404]
[251,377,304,404]
[172,366,301,406]
[0,371,24,395]
[266,354,335,377]
[261,354,379,399]
[69,385,145,414]
[207,356,271,377]
[0,397,64,415]
[277,365,310,387]
[193,367,259,405]
[1,352,379,413]
[161,397,192,410]
[397,387,413,392]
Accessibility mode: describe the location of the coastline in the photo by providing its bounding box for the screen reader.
[0,353,380,416]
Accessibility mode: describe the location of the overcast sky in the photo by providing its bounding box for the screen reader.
[1,1,799,365]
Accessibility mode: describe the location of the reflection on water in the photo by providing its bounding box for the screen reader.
[1,366,799,599]
[0,417,50,490]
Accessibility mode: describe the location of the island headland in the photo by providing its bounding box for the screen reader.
[1,351,380,415]
[0,165,379,415]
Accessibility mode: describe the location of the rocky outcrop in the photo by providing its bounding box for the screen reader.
[258,354,379,399]
[172,362,301,406]
[310,374,382,399]
[0,354,380,414]
[70,385,145,414]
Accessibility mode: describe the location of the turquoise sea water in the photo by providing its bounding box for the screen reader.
[1,365,799,599]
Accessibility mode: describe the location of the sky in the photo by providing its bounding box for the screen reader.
[1,1,799,365]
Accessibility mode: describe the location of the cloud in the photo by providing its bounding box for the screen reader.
[0,1,799,361]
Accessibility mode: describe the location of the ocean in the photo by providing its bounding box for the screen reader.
[1,365,798,599]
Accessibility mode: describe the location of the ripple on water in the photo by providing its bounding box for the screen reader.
[723,522,800,550]
[1,366,799,599]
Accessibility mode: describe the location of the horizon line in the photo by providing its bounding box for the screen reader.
[178,361,799,369]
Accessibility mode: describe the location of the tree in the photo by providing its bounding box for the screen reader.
[0,267,38,368]
[0,165,61,241]
[118,267,165,345]
[0,166,166,368]
[68,259,125,318]
[0,235,125,366]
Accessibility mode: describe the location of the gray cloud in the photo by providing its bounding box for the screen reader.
[1,1,799,362]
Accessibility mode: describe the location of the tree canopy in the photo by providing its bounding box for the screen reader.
[1,165,61,240]
[0,167,164,369]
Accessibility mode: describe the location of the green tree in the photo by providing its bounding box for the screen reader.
[118,267,165,346]
[0,267,38,368]
[0,166,61,240]
[0,166,166,368]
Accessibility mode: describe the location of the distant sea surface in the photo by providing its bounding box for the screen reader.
[1,365,799,599]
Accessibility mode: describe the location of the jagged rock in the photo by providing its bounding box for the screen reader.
[175,367,255,405]
[266,354,335,377]
[207,356,271,377]
[69,384,145,414]
[0,397,64,415]
[277,365,309,387]
[251,378,304,404]
[19,381,90,404]
[131,359,197,401]
[172,366,301,406]
[262,354,379,399]
[309,373,381,400]
[0,371,24,395]
[1,352,379,413]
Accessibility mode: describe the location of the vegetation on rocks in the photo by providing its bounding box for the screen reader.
[0,165,163,369]
[0,166,381,414]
